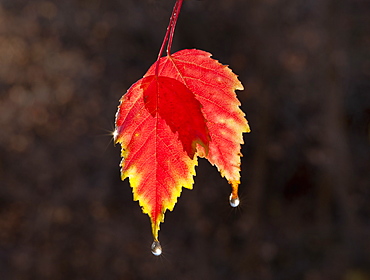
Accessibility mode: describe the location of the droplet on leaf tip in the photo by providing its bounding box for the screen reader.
[151,240,162,256]
[229,194,240,207]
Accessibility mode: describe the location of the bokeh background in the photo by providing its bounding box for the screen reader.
[0,0,369,279]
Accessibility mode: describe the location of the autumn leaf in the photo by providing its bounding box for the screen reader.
[114,73,210,240]
[115,49,249,249]
[114,0,250,255]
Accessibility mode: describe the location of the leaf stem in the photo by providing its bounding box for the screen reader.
[155,0,184,76]
[166,0,183,55]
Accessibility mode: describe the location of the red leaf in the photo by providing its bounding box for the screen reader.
[115,49,249,242]
[115,76,201,240]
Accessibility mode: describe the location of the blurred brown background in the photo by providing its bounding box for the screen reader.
[0,0,369,279]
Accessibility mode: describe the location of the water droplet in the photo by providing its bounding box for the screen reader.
[229,194,240,207]
[151,240,162,256]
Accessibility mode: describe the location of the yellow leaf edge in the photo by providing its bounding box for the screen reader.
[119,145,199,241]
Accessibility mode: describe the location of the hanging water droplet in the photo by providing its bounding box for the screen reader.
[151,240,162,256]
[229,194,240,207]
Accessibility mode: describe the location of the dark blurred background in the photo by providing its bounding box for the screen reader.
[0,0,369,279]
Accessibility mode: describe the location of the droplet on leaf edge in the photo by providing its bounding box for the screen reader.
[151,240,162,256]
[229,194,240,207]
